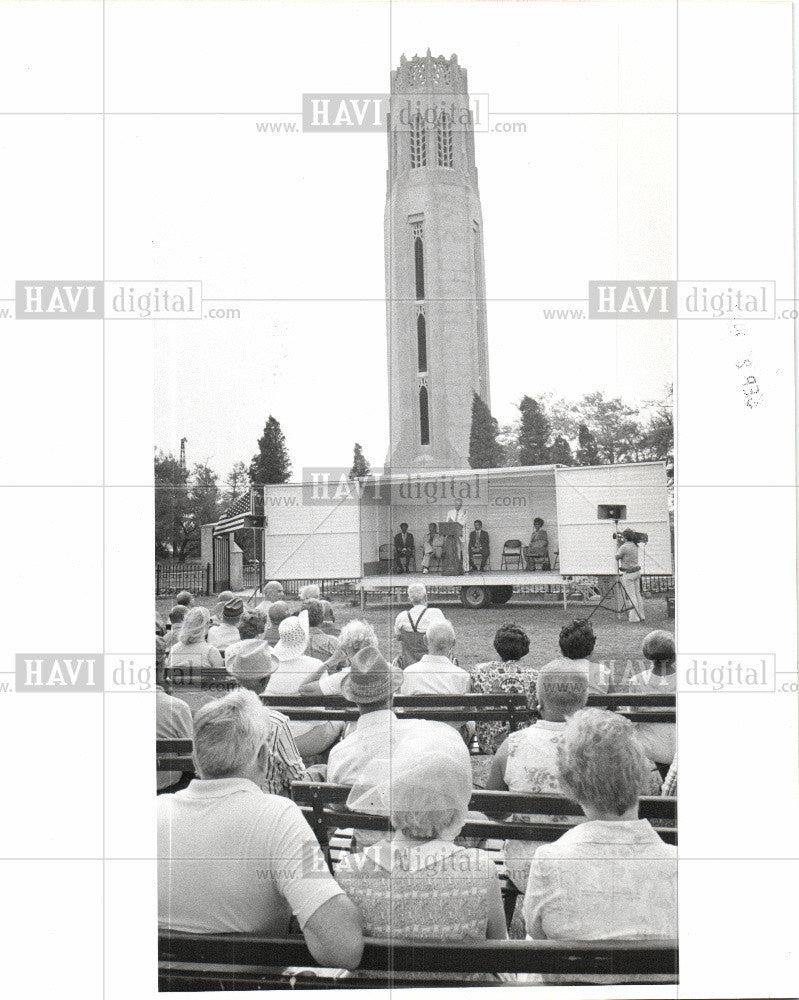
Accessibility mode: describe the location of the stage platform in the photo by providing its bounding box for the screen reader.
[357,571,577,609]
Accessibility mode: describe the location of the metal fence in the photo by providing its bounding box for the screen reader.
[155,562,211,596]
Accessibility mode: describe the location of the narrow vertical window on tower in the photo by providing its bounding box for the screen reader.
[419,384,430,446]
[416,307,427,372]
[436,110,454,168]
[410,112,427,168]
[412,221,425,300]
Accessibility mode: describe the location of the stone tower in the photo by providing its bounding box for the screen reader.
[385,51,491,472]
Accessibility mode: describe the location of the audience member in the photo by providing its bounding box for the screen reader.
[299,619,378,697]
[175,590,193,608]
[541,619,611,694]
[156,636,194,793]
[486,661,589,893]
[210,590,235,624]
[167,607,224,671]
[401,620,471,696]
[393,583,445,668]
[225,615,275,690]
[264,616,343,759]
[299,584,336,623]
[208,598,244,652]
[628,630,676,768]
[522,708,676,980]
[252,580,284,619]
[263,600,292,644]
[164,604,188,650]
[304,599,339,660]
[336,744,507,966]
[471,624,537,753]
[662,753,677,797]
[157,689,363,968]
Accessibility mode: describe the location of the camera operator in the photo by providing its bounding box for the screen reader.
[615,528,645,622]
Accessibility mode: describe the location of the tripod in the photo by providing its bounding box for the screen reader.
[586,521,644,623]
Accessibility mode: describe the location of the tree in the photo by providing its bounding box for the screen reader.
[576,423,599,465]
[154,450,191,559]
[497,422,520,467]
[517,395,551,466]
[577,392,641,464]
[549,434,574,466]
[349,442,371,480]
[468,392,504,469]
[224,461,250,504]
[184,463,221,558]
[249,415,292,485]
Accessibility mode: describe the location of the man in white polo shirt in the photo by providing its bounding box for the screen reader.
[157,688,363,969]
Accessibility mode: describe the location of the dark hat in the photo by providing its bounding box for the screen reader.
[342,645,403,705]
[222,598,244,622]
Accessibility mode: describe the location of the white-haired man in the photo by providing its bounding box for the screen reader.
[157,689,363,968]
[252,580,284,619]
[400,619,471,701]
[393,583,445,669]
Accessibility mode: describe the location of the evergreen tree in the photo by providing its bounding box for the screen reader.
[517,395,551,466]
[349,442,371,480]
[576,423,599,465]
[249,415,292,485]
[549,434,573,466]
[224,461,250,504]
[468,392,504,469]
[154,450,191,559]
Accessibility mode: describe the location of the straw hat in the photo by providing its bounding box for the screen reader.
[341,645,402,705]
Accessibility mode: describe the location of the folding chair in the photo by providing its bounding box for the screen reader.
[500,539,524,570]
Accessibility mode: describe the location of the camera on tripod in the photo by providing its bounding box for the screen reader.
[611,528,648,544]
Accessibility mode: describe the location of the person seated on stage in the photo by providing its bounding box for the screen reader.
[471,624,537,754]
[262,599,292,644]
[251,580,284,619]
[304,599,340,660]
[164,604,188,650]
[468,519,490,572]
[208,598,244,653]
[421,521,444,573]
[393,583,446,668]
[393,523,415,573]
[335,742,507,974]
[540,619,611,694]
[263,616,344,761]
[521,709,676,982]
[157,688,363,969]
[299,584,335,624]
[175,590,194,608]
[485,661,589,895]
[156,636,194,794]
[527,517,550,570]
[627,630,676,770]
[298,619,379,698]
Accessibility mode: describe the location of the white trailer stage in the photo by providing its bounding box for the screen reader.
[261,462,673,609]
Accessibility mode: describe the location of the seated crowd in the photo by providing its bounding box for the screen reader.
[156,582,677,981]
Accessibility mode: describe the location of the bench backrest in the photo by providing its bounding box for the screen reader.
[289,780,677,866]
[159,931,679,987]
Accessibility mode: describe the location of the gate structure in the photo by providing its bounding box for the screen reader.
[212,533,231,591]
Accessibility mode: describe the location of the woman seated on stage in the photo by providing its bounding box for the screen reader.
[522,708,677,983]
[335,743,507,978]
[471,624,538,754]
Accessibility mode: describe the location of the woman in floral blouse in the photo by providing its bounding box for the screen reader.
[471,624,539,754]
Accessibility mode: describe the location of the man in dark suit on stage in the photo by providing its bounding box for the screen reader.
[468,520,490,572]
[394,523,415,573]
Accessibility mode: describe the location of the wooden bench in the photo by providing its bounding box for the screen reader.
[159,931,679,989]
[262,691,675,724]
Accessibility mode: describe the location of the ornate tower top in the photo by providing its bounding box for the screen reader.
[391,51,468,95]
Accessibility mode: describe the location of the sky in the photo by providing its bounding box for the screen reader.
[143,1,676,480]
